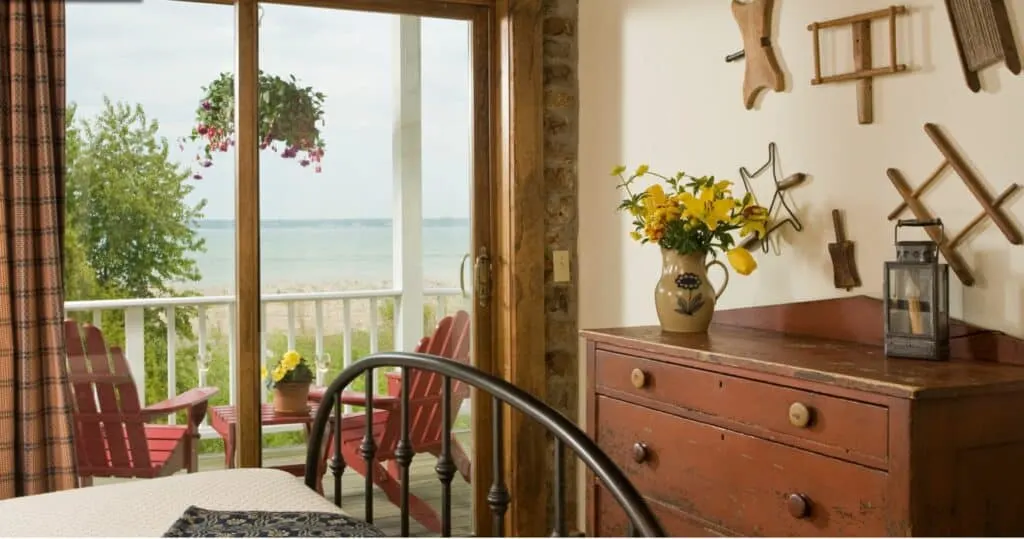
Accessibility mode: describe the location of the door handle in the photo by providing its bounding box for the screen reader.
[474,247,491,308]
[459,253,471,298]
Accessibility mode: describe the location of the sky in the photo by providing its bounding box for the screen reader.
[66,0,473,221]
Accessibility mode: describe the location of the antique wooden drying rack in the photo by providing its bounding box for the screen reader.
[808,6,909,124]
[886,123,1022,287]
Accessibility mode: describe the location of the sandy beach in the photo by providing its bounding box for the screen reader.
[193,278,466,337]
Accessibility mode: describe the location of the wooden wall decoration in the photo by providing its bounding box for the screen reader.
[808,6,909,124]
[885,122,1022,287]
[726,0,786,109]
[944,0,1022,92]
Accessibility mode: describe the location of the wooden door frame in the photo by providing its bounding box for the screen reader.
[183,0,547,535]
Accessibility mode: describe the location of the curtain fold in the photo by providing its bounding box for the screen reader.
[0,0,78,499]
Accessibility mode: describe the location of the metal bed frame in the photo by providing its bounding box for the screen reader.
[303,352,665,537]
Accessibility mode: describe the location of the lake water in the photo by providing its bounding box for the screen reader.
[191,219,471,291]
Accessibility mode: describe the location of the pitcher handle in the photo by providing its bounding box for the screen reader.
[705,259,730,300]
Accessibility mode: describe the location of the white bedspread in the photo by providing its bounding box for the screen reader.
[0,468,345,537]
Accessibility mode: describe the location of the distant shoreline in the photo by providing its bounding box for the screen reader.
[195,217,470,228]
[192,278,464,336]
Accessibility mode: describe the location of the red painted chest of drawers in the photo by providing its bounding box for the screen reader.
[583,297,1024,537]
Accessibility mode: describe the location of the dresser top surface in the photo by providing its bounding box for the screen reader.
[582,325,1024,398]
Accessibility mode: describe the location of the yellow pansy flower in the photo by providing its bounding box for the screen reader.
[726,247,757,276]
[281,350,301,371]
[272,365,287,383]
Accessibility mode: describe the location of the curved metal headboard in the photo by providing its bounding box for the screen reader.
[303,351,664,537]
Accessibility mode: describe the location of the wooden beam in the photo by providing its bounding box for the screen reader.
[234,0,262,469]
[175,0,484,19]
[470,6,497,537]
[495,0,547,536]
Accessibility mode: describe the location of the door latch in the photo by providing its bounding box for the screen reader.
[474,247,491,308]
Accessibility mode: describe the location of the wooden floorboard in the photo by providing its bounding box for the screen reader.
[96,433,474,537]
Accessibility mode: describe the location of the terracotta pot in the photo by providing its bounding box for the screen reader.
[272,382,311,415]
[655,248,730,333]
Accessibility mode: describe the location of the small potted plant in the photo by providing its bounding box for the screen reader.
[180,71,327,179]
[263,350,314,414]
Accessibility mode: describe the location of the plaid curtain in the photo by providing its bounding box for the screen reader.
[0,0,77,499]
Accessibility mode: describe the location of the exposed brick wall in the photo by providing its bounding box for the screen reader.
[542,0,579,524]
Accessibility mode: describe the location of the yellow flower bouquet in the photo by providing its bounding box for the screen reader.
[613,164,769,333]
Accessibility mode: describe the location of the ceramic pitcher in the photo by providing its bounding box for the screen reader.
[655,248,729,333]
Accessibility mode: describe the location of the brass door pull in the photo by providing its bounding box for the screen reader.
[459,253,471,298]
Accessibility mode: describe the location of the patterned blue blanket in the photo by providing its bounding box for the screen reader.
[163,506,387,537]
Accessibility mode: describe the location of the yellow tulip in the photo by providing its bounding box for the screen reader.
[611,165,626,176]
[726,247,757,276]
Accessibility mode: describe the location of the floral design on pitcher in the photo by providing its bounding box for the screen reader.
[675,273,701,290]
[674,272,705,316]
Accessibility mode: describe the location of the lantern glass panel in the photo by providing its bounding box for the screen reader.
[886,264,936,337]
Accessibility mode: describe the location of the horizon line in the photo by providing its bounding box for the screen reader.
[198,217,469,221]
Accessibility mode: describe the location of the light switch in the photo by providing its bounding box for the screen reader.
[553,250,571,283]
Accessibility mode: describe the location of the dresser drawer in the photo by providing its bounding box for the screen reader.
[594,349,888,465]
[595,396,888,536]
[592,484,731,537]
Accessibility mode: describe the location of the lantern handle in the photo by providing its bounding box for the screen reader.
[895,219,943,244]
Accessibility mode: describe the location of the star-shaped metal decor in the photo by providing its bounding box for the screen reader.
[738,142,807,252]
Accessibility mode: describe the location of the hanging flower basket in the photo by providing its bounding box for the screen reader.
[180,71,327,179]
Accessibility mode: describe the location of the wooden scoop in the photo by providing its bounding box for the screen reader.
[827,209,861,291]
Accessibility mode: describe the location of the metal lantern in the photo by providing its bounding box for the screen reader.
[883,219,950,361]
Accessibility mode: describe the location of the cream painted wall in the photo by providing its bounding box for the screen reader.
[578,0,1024,339]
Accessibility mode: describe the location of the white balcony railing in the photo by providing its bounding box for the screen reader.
[64,287,466,439]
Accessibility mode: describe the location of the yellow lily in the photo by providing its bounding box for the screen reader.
[735,204,769,238]
[682,186,734,230]
[644,184,668,207]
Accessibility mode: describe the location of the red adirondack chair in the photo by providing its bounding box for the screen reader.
[310,310,473,533]
[64,320,218,486]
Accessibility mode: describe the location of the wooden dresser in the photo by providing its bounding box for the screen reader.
[583,297,1024,537]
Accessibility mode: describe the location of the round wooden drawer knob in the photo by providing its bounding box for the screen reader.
[786,493,811,519]
[632,442,648,464]
[788,402,812,428]
[630,368,648,389]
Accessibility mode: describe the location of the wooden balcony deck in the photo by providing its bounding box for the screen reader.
[97,432,474,537]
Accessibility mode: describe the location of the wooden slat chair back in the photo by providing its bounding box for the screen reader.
[64,320,218,483]
[65,321,155,474]
[379,309,471,456]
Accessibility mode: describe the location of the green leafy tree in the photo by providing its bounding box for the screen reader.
[64,98,208,406]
